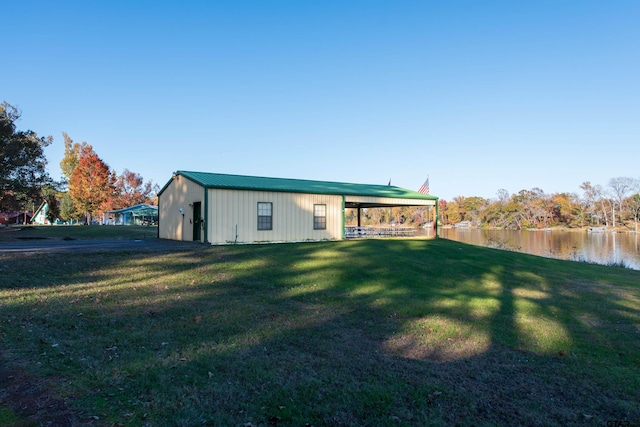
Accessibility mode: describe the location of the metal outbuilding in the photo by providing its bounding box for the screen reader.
[158,171,438,244]
[103,204,158,226]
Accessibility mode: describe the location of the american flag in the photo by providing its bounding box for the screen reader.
[418,176,430,194]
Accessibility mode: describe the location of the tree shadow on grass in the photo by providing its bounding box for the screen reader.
[0,239,639,426]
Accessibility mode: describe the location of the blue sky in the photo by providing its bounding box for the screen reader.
[4,0,639,201]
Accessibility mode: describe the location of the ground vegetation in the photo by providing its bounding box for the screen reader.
[0,232,638,426]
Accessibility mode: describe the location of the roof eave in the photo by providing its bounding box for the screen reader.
[166,170,438,201]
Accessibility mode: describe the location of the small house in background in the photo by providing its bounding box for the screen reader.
[158,171,438,245]
[103,204,158,226]
[31,201,50,225]
[0,211,33,225]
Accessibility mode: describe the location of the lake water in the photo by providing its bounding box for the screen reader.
[435,228,640,270]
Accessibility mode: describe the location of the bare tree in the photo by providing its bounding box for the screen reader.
[628,194,640,232]
[608,177,636,228]
[589,184,611,227]
[496,188,509,205]
[580,182,599,225]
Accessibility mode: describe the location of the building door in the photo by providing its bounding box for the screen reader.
[192,202,202,241]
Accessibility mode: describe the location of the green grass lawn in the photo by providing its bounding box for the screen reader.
[0,224,157,241]
[0,237,638,426]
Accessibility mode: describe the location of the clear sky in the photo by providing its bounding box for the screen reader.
[4,0,639,201]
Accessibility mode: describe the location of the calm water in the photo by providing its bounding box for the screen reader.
[437,228,640,270]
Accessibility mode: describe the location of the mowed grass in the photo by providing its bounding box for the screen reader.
[0,224,157,241]
[0,237,639,426]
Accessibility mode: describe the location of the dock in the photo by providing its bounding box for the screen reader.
[345,226,416,238]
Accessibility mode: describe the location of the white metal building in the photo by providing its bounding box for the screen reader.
[158,171,438,244]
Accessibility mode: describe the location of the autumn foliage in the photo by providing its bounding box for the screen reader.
[69,146,112,223]
[114,169,155,208]
[60,132,157,223]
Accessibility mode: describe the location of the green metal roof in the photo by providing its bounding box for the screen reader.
[104,204,158,214]
[161,171,438,201]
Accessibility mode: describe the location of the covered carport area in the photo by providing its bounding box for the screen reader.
[343,193,438,238]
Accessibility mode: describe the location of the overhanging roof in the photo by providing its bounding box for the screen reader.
[160,171,438,206]
[104,204,158,215]
[33,201,47,217]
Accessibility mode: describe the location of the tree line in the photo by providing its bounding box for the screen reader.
[438,179,640,230]
[349,178,640,232]
[1,102,157,224]
[3,102,639,230]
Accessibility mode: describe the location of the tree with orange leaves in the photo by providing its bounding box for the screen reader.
[114,169,156,208]
[69,146,113,224]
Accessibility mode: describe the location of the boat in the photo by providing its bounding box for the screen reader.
[454,220,472,228]
[587,227,607,233]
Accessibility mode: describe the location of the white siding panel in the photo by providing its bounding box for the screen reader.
[159,176,205,241]
[207,189,342,244]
